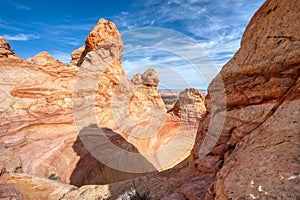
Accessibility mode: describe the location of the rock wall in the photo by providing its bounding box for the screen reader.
[172,0,300,199]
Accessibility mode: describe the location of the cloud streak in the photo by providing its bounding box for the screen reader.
[3,33,40,41]
[14,4,31,11]
[3,0,31,11]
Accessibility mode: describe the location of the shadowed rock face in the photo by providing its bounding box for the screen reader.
[175,0,300,199]
[69,125,154,186]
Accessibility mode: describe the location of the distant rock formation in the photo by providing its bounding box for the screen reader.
[168,0,300,199]
[130,68,166,111]
[170,88,206,123]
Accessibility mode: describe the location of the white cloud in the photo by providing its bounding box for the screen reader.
[3,33,40,41]
[14,4,31,11]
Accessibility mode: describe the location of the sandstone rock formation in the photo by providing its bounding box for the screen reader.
[0,36,21,60]
[69,46,84,66]
[2,0,296,198]
[77,18,122,66]
[0,19,153,187]
[0,16,199,197]
[175,0,300,199]
[130,68,166,111]
[170,88,206,123]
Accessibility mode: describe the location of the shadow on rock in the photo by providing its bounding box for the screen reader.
[70,124,156,186]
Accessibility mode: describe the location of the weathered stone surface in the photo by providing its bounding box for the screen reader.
[171,88,206,123]
[131,73,142,85]
[130,69,166,112]
[179,174,215,200]
[0,19,142,187]
[27,52,63,67]
[0,184,25,200]
[0,167,9,184]
[6,173,76,200]
[141,68,159,86]
[214,98,300,199]
[0,36,21,60]
[77,18,122,65]
[3,160,192,200]
[70,46,84,66]
[161,193,187,200]
[184,0,300,199]
[0,147,22,173]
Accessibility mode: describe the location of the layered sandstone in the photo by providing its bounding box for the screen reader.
[174,0,300,199]
[0,36,21,60]
[130,68,166,111]
[171,88,206,123]
[69,46,84,66]
[0,17,199,195]
[0,19,150,187]
[2,0,296,198]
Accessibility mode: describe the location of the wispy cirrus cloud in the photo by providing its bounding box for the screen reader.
[3,33,40,41]
[53,24,94,31]
[14,4,31,11]
[3,0,31,11]
[0,19,23,31]
[115,0,265,69]
[122,27,217,89]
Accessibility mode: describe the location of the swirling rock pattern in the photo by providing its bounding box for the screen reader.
[0,17,200,197]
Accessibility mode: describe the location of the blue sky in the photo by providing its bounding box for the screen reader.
[0,0,265,89]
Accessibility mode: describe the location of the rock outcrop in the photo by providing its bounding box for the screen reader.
[170,88,206,123]
[130,68,166,111]
[69,46,84,66]
[3,159,192,200]
[177,0,300,199]
[77,18,122,66]
[0,36,21,60]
